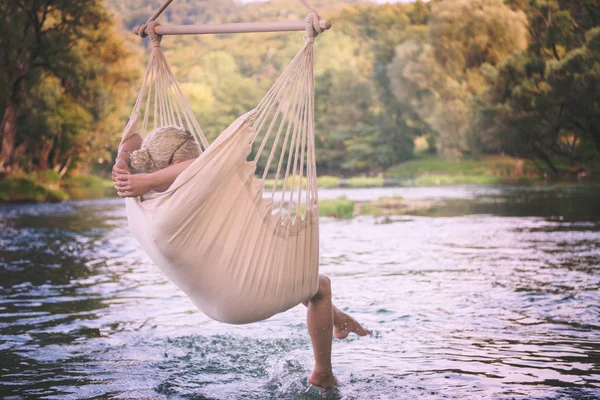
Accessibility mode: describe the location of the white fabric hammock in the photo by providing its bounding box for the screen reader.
[120,13,324,324]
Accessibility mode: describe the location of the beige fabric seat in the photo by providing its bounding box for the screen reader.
[120,14,324,324]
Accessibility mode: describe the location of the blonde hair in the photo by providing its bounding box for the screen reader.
[131,126,200,173]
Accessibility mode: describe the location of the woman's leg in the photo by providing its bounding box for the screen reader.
[305,275,336,388]
[332,305,372,339]
[303,274,371,389]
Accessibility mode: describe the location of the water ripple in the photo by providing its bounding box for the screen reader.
[1,187,600,399]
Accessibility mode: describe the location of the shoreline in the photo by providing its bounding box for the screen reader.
[4,155,592,205]
[1,172,593,217]
[0,174,115,204]
[2,178,597,219]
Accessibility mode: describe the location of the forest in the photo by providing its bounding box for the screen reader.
[0,0,599,195]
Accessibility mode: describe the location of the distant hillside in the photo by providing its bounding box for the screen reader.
[107,0,369,30]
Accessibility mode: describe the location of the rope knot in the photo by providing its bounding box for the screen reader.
[137,23,148,38]
[304,12,322,43]
[147,21,162,47]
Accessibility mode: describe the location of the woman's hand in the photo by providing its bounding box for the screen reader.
[114,173,154,198]
[112,159,130,181]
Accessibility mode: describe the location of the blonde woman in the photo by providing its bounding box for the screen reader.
[112,126,371,389]
[112,126,201,197]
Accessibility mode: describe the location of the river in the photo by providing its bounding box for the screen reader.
[1,184,599,399]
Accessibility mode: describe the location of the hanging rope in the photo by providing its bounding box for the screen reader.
[297,0,320,17]
[121,18,209,150]
[136,0,175,38]
[148,0,175,23]
[246,14,321,220]
[118,0,331,326]
[125,0,327,221]
[298,0,324,36]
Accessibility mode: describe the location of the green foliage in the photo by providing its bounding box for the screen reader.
[387,0,529,159]
[357,202,383,217]
[0,176,68,203]
[347,176,384,188]
[317,176,340,188]
[3,0,599,189]
[386,155,538,185]
[318,196,355,218]
[386,156,527,178]
[263,176,307,190]
[0,0,141,173]
[379,195,405,201]
[263,175,341,189]
[412,174,504,186]
[105,0,428,176]
[64,175,115,200]
[481,0,600,176]
[0,172,115,202]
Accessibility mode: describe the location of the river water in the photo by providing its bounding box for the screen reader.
[1,184,599,399]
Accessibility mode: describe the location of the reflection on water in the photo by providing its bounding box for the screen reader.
[1,185,599,399]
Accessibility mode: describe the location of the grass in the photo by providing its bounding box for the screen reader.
[63,175,115,200]
[584,157,600,176]
[386,155,539,185]
[347,176,384,188]
[356,202,382,217]
[263,175,342,190]
[0,172,115,203]
[317,175,340,188]
[254,155,539,192]
[318,196,355,218]
[263,176,307,190]
[0,154,546,204]
[411,174,539,186]
[386,155,528,178]
[412,174,505,186]
[0,176,68,203]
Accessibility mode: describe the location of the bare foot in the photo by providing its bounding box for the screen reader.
[333,309,372,339]
[309,369,338,389]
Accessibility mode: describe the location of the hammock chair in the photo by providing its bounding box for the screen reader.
[119,1,330,324]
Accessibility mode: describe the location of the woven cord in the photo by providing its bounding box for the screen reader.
[250,13,320,218]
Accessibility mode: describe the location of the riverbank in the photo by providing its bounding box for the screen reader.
[319,196,442,218]
[385,155,540,185]
[0,172,114,203]
[0,155,586,208]
[264,155,543,189]
[0,175,437,217]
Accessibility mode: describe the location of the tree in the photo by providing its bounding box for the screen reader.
[387,0,528,159]
[314,67,378,173]
[329,3,429,172]
[100,0,436,175]
[482,0,600,176]
[0,1,140,173]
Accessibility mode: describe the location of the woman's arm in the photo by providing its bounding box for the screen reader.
[114,158,196,197]
[149,159,196,192]
[112,134,143,180]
